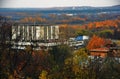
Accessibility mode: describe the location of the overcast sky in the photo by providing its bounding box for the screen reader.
[0,0,120,8]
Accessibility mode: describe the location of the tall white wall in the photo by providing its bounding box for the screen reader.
[12,25,59,41]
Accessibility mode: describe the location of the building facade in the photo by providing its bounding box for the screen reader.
[12,25,59,42]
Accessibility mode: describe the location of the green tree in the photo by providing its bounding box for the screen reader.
[98,52,120,79]
[48,44,73,79]
[75,29,91,36]
[49,44,72,65]
[64,48,96,79]
[98,29,113,38]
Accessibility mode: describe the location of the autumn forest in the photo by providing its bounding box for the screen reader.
[0,6,120,79]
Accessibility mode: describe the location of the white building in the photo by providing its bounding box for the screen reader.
[12,25,59,42]
[69,35,89,48]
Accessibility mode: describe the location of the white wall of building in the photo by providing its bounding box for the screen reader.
[83,36,89,40]
[12,25,59,41]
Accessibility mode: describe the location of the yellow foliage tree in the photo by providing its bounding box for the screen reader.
[39,70,48,79]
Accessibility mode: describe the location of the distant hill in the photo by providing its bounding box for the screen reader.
[0,5,120,10]
[0,5,119,15]
[0,5,119,23]
[42,5,120,10]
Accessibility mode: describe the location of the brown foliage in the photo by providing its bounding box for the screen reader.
[20,16,46,23]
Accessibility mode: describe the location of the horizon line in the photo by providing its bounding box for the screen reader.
[0,4,120,9]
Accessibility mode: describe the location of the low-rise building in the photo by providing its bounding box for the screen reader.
[69,35,89,49]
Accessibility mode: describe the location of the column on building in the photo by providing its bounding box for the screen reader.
[54,25,59,39]
[12,26,16,40]
[17,25,20,39]
[40,26,44,40]
[26,25,30,41]
[48,26,52,40]
[21,25,25,40]
[24,25,27,41]
[44,26,47,41]
[46,26,49,40]
[51,26,53,40]
[36,26,41,41]
[31,26,36,41]
[28,26,30,41]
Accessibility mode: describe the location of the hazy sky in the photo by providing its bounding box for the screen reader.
[0,0,120,8]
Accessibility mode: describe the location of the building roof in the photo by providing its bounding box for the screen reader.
[13,23,58,26]
[75,35,89,41]
[75,36,83,41]
[90,48,109,53]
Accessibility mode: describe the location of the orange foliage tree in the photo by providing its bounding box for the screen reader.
[87,35,111,50]
[82,18,120,29]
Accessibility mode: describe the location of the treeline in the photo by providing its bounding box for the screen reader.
[18,12,119,25]
[19,15,86,24]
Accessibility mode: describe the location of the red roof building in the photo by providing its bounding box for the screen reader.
[90,47,109,58]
